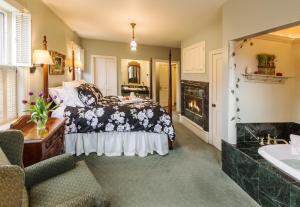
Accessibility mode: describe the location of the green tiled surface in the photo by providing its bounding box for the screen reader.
[222,140,300,207]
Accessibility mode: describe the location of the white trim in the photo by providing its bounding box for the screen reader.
[209,49,224,149]
[179,114,209,142]
[182,41,206,74]
[90,55,117,84]
[152,59,181,112]
[256,34,294,44]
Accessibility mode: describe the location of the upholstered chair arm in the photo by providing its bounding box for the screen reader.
[55,193,96,207]
[0,130,24,166]
[25,154,76,189]
[0,165,25,206]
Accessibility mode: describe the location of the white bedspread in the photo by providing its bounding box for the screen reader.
[65,132,169,157]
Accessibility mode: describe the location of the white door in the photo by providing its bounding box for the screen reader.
[94,56,117,96]
[210,50,223,150]
[105,58,117,96]
[159,63,169,107]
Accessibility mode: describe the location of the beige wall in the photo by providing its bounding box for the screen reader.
[235,38,296,123]
[181,15,222,82]
[14,0,81,94]
[292,43,300,123]
[81,38,180,94]
[223,0,300,143]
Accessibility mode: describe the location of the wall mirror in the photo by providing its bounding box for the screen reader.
[128,61,141,84]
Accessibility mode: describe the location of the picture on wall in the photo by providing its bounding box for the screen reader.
[49,51,66,75]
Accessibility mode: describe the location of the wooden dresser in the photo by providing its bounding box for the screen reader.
[11,115,66,167]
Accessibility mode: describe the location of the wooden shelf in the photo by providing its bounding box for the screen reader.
[241,73,294,83]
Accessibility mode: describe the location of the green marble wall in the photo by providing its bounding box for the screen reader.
[222,141,300,207]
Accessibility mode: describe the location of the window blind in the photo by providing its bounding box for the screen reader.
[0,12,4,64]
[0,65,17,124]
[15,12,31,66]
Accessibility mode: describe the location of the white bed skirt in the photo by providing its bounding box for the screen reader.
[65,132,169,157]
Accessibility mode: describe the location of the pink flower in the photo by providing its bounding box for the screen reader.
[30,101,36,106]
[38,91,44,97]
[53,95,57,99]
[46,97,52,102]
[22,100,28,104]
[28,92,34,96]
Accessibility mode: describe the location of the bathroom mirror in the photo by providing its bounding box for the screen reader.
[128,61,140,84]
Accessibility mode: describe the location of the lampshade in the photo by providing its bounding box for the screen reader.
[75,59,82,69]
[65,58,72,68]
[33,50,54,65]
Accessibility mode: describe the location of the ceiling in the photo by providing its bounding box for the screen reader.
[42,0,226,48]
[270,25,300,40]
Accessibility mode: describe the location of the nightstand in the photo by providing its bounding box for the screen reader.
[11,115,66,167]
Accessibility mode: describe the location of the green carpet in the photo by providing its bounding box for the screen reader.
[81,119,259,207]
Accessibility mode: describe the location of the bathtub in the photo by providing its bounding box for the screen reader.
[258,144,300,181]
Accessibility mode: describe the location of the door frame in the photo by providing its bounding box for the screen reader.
[90,55,117,84]
[208,49,224,150]
[152,59,181,112]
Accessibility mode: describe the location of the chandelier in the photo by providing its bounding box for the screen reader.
[130,23,137,51]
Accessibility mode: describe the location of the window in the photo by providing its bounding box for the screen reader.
[0,66,17,124]
[0,11,5,64]
[15,12,31,66]
[0,1,31,125]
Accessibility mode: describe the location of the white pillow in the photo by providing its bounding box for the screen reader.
[49,87,84,107]
[63,80,86,88]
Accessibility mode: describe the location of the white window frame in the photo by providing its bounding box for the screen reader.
[0,9,7,65]
[0,2,31,126]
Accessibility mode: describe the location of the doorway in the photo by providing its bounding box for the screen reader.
[209,49,223,150]
[153,61,180,112]
[91,55,117,96]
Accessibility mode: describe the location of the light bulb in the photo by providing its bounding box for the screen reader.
[130,40,137,51]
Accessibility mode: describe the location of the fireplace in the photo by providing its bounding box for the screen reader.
[181,80,209,131]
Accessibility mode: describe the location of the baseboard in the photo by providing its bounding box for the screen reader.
[179,114,209,143]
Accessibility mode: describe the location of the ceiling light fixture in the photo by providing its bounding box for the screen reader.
[130,23,137,51]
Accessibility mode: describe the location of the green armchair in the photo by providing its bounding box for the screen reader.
[0,130,110,207]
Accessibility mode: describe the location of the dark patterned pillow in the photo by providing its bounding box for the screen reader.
[77,83,103,107]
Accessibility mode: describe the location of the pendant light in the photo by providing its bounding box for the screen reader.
[130,23,137,51]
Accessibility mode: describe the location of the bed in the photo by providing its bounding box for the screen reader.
[50,81,175,157]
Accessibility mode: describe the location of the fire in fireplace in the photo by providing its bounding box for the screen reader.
[186,96,203,115]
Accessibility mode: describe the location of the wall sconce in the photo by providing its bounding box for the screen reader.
[66,58,82,72]
[30,49,54,73]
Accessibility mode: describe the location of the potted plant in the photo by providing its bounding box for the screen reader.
[22,91,61,131]
[256,53,276,75]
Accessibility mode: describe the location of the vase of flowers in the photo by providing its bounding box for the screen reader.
[23,91,61,131]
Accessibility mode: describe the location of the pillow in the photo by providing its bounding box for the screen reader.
[63,80,86,88]
[49,87,85,107]
[77,83,103,107]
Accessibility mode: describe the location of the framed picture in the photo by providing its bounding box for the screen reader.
[49,51,66,75]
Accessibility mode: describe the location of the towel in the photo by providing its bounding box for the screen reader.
[290,134,300,155]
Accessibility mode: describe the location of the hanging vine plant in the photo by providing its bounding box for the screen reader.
[230,39,254,122]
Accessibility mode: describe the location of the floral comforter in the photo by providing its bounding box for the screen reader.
[63,97,175,140]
